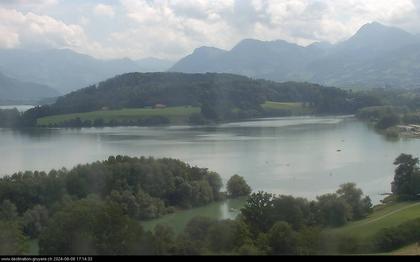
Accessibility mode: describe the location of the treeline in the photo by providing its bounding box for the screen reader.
[40,183,371,255]
[0,108,21,127]
[0,156,252,255]
[46,115,171,128]
[151,153,419,255]
[0,179,372,254]
[0,156,229,216]
[1,154,418,255]
[15,73,384,127]
[3,74,420,128]
[355,88,420,131]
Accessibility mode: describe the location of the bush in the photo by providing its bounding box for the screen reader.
[372,218,420,252]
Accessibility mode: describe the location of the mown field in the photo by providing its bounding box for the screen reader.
[37,106,200,126]
[37,102,314,127]
[261,101,313,115]
[321,201,420,255]
[327,202,420,240]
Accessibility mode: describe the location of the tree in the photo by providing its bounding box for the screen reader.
[206,172,223,201]
[22,205,49,238]
[375,114,400,129]
[314,193,352,227]
[296,227,323,255]
[241,191,274,233]
[0,109,20,128]
[227,175,252,198]
[267,222,298,255]
[336,183,372,220]
[184,216,216,243]
[39,198,153,255]
[236,243,262,255]
[270,196,311,230]
[153,224,176,255]
[0,200,18,221]
[191,180,214,206]
[206,220,237,253]
[0,221,27,255]
[391,154,420,200]
[135,190,166,220]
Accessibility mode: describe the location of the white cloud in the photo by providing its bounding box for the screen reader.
[0,7,117,58]
[0,25,20,48]
[79,16,90,26]
[114,0,420,59]
[0,8,85,48]
[1,0,420,59]
[0,0,59,12]
[0,0,58,5]
[93,4,115,18]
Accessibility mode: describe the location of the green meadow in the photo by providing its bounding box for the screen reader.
[327,202,420,239]
[37,106,200,126]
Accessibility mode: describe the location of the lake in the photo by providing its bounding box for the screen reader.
[1,116,419,230]
[0,105,34,112]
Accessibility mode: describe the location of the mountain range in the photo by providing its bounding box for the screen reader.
[0,72,60,104]
[170,22,420,89]
[1,22,420,105]
[0,48,174,100]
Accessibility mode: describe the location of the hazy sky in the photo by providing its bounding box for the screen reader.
[1,0,420,60]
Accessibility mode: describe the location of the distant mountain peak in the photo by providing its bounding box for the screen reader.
[193,46,226,54]
[353,21,415,39]
[306,41,333,50]
[360,21,384,28]
[338,21,418,52]
[233,38,298,49]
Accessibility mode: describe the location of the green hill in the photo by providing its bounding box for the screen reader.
[22,72,382,127]
[327,202,420,239]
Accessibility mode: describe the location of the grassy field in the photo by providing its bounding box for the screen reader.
[25,239,39,255]
[37,106,200,126]
[389,243,420,255]
[261,101,313,115]
[37,102,314,127]
[327,202,420,240]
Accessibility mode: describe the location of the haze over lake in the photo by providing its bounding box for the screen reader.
[0,105,33,112]
[1,116,419,203]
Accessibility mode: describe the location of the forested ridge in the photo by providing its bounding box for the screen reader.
[11,72,386,127]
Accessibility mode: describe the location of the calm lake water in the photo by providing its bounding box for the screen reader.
[0,105,34,112]
[1,116,419,230]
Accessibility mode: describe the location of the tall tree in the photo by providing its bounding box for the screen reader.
[391,154,420,200]
[227,175,252,198]
[336,183,372,220]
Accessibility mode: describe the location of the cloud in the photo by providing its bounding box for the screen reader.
[0,0,58,5]
[0,7,117,58]
[93,4,115,18]
[1,0,420,59]
[115,0,420,59]
[0,8,85,49]
[0,25,19,48]
[0,0,58,12]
